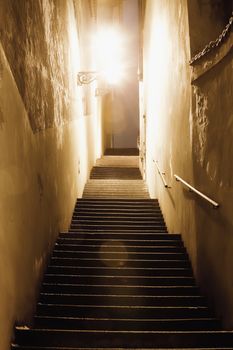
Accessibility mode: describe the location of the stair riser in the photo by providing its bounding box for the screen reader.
[44,274,195,286]
[46,266,192,276]
[52,251,188,260]
[72,217,165,223]
[69,225,167,230]
[74,204,161,209]
[54,245,185,253]
[76,200,159,203]
[57,238,184,247]
[43,275,195,286]
[34,317,219,331]
[74,204,162,209]
[36,305,210,319]
[15,330,233,348]
[39,294,206,307]
[41,284,199,296]
[83,195,151,198]
[74,208,163,213]
[59,232,180,240]
[49,257,191,268]
[90,176,142,179]
[68,229,168,234]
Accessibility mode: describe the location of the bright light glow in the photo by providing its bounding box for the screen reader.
[92,27,124,85]
[102,64,124,85]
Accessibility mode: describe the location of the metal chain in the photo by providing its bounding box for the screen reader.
[190,13,233,64]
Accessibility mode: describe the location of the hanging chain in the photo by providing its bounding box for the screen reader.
[190,13,233,64]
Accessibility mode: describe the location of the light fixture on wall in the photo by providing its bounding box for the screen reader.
[77,71,100,85]
[77,27,124,87]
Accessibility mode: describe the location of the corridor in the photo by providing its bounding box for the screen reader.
[0,0,232,349]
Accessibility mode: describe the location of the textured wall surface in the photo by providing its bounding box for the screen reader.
[0,1,100,349]
[192,50,233,327]
[143,0,233,328]
[0,0,73,132]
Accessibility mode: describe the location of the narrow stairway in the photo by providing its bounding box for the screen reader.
[12,152,233,349]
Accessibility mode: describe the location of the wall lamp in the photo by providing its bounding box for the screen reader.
[77,71,111,96]
[78,27,124,86]
[77,71,100,85]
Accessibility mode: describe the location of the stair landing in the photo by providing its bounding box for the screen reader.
[83,155,149,199]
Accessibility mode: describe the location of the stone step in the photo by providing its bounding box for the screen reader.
[96,154,139,166]
[83,180,150,199]
[33,316,220,331]
[54,244,185,253]
[76,198,158,203]
[73,211,163,219]
[52,250,188,260]
[43,274,195,286]
[83,194,151,199]
[56,237,184,246]
[104,148,139,156]
[90,167,142,180]
[39,293,206,307]
[11,346,233,350]
[71,216,165,222]
[74,203,160,210]
[59,232,182,240]
[14,328,233,348]
[68,228,168,233]
[46,266,192,277]
[36,304,210,319]
[70,220,166,226]
[41,283,199,296]
[49,257,191,268]
[74,203,162,209]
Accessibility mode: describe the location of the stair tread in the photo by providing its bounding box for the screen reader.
[13,162,231,349]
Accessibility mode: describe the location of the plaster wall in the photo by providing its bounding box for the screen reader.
[0,1,100,349]
[143,0,233,328]
[192,50,233,328]
[143,0,194,257]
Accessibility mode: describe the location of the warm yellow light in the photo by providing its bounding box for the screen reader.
[102,64,124,85]
[92,27,124,85]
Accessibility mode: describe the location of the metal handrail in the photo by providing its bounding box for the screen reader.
[153,160,170,188]
[174,174,219,209]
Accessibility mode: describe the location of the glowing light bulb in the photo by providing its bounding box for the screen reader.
[92,27,124,85]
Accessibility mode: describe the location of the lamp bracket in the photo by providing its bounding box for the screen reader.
[77,71,100,85]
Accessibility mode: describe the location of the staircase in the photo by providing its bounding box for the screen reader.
[12,153,233,349]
